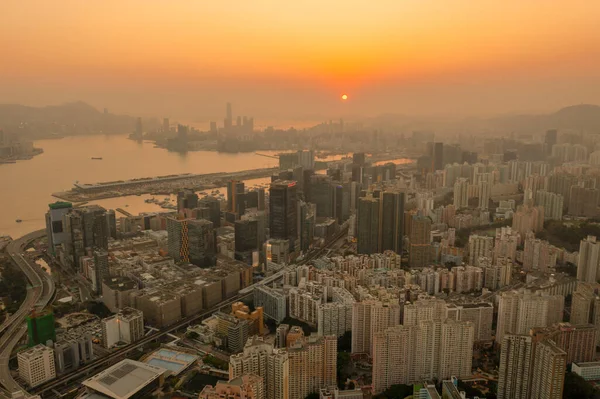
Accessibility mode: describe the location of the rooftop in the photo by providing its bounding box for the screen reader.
[82,359,166,399]
[103,276,138,291]
[17,344,53,360]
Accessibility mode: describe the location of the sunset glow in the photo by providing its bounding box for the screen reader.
[1,0,600,118]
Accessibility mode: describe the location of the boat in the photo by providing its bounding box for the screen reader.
[91,157,103,160]
[15,219,22,223]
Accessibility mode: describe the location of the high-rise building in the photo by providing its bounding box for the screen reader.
[235,217,263,265]
[380,191,405,254]
[54,335,94,374]
[530,340,566,399]
[372,325,419,392]
[512,205,544,236]
[163,117,170,133]
[478,181,490,210]
[308,174,334,218]
[546,172,577,208]
[228,180,246,214]
[352,152,366,166]
[569,186,599,217]
[167,217,215,266]
[522,233,557,272]
[177,189,198,213]
[371,319,474,394]
[482,257,512,290]
[577,236,600,283]
[453,178,469,209]
[351,299,400,355]
[571,283,600,345]
[18,344,56,388]
[357,197,380,255]
[535,190,564,220]
[101,307,144,349]
[269,181,298,247]
[409,215,432,268]
[431,142,444,171]
[254,286,287,323]
[199,196,222,228]
[287,333,337,399]
[498,335,533,399]
[545,129,558,149]
[496,291,564,344]
[26,309,56,347]
[468,235,493,265]
[63,205,112,267]
[530,322,597,365]
[317,293,354,337]
[494,226,520,261]
[229,336,289,399]
[45,201,73,255]
[93,249,109,294]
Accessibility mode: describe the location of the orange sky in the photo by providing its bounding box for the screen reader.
[1,0,600,120]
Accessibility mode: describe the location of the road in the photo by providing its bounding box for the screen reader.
[0,230,55,397]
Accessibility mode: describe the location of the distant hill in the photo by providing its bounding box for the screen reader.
[0,101,157,139]
[362,104,600,135]
[487,104,600,133]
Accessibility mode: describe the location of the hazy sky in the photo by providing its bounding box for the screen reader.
[1,1,600,121]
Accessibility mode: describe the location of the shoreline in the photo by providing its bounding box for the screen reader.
[52,154,415,202]
[0,148,44,164]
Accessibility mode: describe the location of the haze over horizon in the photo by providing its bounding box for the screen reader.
[2,1,600,121]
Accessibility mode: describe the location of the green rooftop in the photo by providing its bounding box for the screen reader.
[48,201,73,210]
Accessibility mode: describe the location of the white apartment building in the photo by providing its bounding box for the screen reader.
[18,344,56,388]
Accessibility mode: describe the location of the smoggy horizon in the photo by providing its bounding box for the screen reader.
[2,1,600,121]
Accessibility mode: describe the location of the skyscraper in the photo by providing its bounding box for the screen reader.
[530,340,566,399]
[167,217,190,263]
[188,219,216,266]
[496,291,564,344]
[177,189,199,213]
[93,249,109,294]
[380,191,405,254]
[453,178,469,209]
[351,299,401,355]
[199,196,222,228]
[269,181,298,247]
[225,102,233,129]
[433,142,444,171]
[45,201,73,255]
[227,180,246,214]
[478,181,490,210]
[569,186,599,218]
[26,308,56,347]
[308,174,334,218]
[577,236,600,283]
[357,197,380,255]
[498,335,533,399]
[63,205,112,267]
[545,129,558,147]
[167,216,216,266]
[229,337,289,399]
[287,333,337,399]
[409,215,432,268]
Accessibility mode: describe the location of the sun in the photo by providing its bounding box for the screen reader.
[341,94,348,100]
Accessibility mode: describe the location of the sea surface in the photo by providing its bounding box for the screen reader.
[0,135,281,238]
